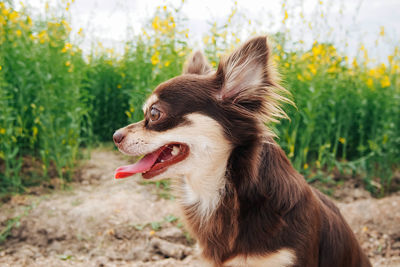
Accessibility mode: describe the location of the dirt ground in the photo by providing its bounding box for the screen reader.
[0,148,399,267]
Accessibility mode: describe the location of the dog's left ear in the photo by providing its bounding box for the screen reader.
[183,51,212,75]
[216,36,274,101]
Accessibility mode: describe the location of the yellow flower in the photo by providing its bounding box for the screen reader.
[303,163,309,170]
[77,27,83,36]
[377,63,387,75]
[151,51,160,65]
[61,43,72,53]
[117,84,122,89]
[0,65,2,71]
[0,128,5,134]
[297,74,304,81]
[203,35,210,45]
[312,44,322,57]
[352,58,358,69]
[9,11,19,22]
[152,16,160,31]
[308,64,317,75]
[65,61,71,67]
[164,61,170,67]
[38,30,48,43]
[339,137,346,144]
[2,8,9,16]
[327,65,337,73]
[61,19,71,33]
[282,10,288,24]
[368,68,377,78]
[380,75,390,88]
[379,26,385,36]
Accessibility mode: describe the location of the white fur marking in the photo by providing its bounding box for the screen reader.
[142,94,159,113]
[120,112,232,222]
[224,249,296,267]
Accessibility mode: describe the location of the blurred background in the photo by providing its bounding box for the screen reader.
[1,0,399,196]
[0,0,400,265]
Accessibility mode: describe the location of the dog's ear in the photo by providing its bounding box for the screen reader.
[183,51,212,75]
[216,36,273,101]
[216,36,290,122]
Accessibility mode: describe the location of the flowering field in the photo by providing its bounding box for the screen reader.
[0,0,399,197]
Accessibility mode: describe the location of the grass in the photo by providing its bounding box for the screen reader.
[140,179,174,200]
[0,200,36,244]
[132,214,179,232]
[0,0,399,196]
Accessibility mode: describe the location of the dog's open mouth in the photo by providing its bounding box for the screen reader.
[115,143,189,179]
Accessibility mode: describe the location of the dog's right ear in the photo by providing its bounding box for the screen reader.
[183,51,212,75]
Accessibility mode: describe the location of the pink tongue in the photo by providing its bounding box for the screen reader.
[114,149,161,179]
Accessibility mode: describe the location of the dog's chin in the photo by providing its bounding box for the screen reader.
[141,164,171,179]
[114,143,190,180]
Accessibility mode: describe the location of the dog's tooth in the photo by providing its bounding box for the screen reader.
[171,146,179,156]
[161,159,164,162]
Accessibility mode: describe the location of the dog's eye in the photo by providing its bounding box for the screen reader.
[150,107,161,121]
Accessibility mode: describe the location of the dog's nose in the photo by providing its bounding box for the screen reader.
[113,130,125,144]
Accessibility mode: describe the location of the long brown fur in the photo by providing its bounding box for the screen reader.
[115,36,372,267]
[173,36,370,266]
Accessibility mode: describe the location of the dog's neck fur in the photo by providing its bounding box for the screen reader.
[176,134,309,265]
[176,147,230,223]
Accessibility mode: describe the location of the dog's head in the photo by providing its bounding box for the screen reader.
[114,36,289,183]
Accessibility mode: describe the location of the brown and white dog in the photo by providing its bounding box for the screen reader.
[113,36,371,267]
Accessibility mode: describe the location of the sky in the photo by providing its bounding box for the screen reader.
[21,0,400,61]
